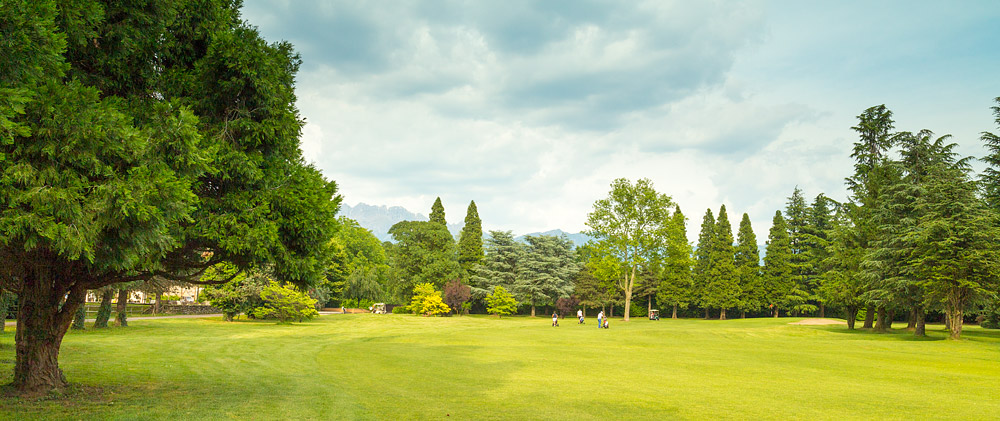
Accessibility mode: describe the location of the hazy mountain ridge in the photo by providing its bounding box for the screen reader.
[339,203,589,245]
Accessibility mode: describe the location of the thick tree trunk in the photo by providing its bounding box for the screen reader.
[672,304,677,319]
[94,290,113,328]
[819,303,825,318]
[885,309,894,330]
[874,306,887,333]
[623,266,636,322]
[773,307,778,318]
[115,289,129,327]
[862,306,875,328]
[705,308,710,319]
[610,304,614,318]
[13,272,86,396]
[530,303,536,317]
[946,306,963,340]
[741,310,746,319]
[846,306,858,330]
[907,308,917,329]
[720,308,727,320]
[914,307,926,337]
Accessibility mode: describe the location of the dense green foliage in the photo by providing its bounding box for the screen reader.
[485,286,518,317]
[515,235,579,316]
[657,206,693,318]
[470,231,523,297]
[586,178,674,321]
[0,0,341,393]
[458,201,484,273]
[703,205,739,319]
[735,213,761,316]
[388,220,460,292]
[406,283,450,316]
[200,265,268,322]
[251,282,320,323]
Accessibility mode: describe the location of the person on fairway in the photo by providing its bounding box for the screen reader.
[577,308,584,324]
[597,310,604,329]
[552,312,559,327]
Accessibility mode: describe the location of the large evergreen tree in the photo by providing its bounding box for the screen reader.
[515,235,579,317]
[845,105,897,328]
[658,205,693,319]
[388,221,461,293]
[0,0,340,395]
[458,200,484,274]
[763,211,793,317]
[784,187,815,315]
[735,213,761,318]
[470,231,524,299]
[693,208,715,318]
[804,194,833,316]
[430,197,447,226]
[979,97,1000,212]
[704,205,740,319]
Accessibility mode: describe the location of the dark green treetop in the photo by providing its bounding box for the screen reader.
[458,200,484,273]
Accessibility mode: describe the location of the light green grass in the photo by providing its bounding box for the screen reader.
[2,315,999,420]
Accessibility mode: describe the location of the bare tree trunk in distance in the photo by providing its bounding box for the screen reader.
[846,306,858,330]
[907,308,917,329]
[705,308,710,319]
[874,306,887,333]
[885,309,894,330]
[154,290,163,315]
[819,302,825,318]
[672,304,678,319]
[720,308,727,320]
[863,306,875,328]
[914,307,926,337]
[114,288,129,327]
[946,306,964,340]
[94,289,113,328]
[741,310,746,319]
[623,266,636,322]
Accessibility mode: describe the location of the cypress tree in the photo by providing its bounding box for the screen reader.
[735,213,761,318]
[763,211,792,317]
[430,197,447,226]
[981,97,1000,212]
[458,201,484,273]
[658,205,693,319]
[784,187,815,315]
[705,205,739,319]
[694,209,715,318]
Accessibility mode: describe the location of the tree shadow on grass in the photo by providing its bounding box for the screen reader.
[807,325,948,341]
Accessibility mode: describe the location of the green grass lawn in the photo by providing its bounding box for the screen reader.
[2,315,999,420]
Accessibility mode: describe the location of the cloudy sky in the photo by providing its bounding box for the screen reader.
[243,0,1000,241]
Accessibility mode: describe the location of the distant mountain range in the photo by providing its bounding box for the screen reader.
[338,203,591,246]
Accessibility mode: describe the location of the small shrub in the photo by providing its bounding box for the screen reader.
[392,306,409,314]
[406,283,450,316]
[251,282,319,323]
[982,302,1000,329]
[485,286,518,318]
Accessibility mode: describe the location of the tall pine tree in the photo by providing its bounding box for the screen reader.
[430,197,447,226]
[784,187,815,315]
[705,205,740,319]
[458,201,484,274]
[980,97,1000,212]
[694,209,716,318]
[735,213,761,318]
[763,211,793,317]
[658,205,694,319]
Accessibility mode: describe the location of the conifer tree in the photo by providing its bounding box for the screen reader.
[735,213,761,318]
[430,197,447,226]
[458,201,485,273]
[470,231,524,299]
[763,211,793,317]
[515,235,579,317]
[705,205,740,319]
[804,194,833,316]
[981,97,1000,212]
[658,205,694,319]
[784,187,814,315]
[694,209,716,318]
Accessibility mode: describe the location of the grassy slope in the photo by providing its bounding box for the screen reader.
[1,315,999,420]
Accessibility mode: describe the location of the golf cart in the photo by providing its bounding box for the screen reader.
[371,303,386,314]
[648,309,660,320]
